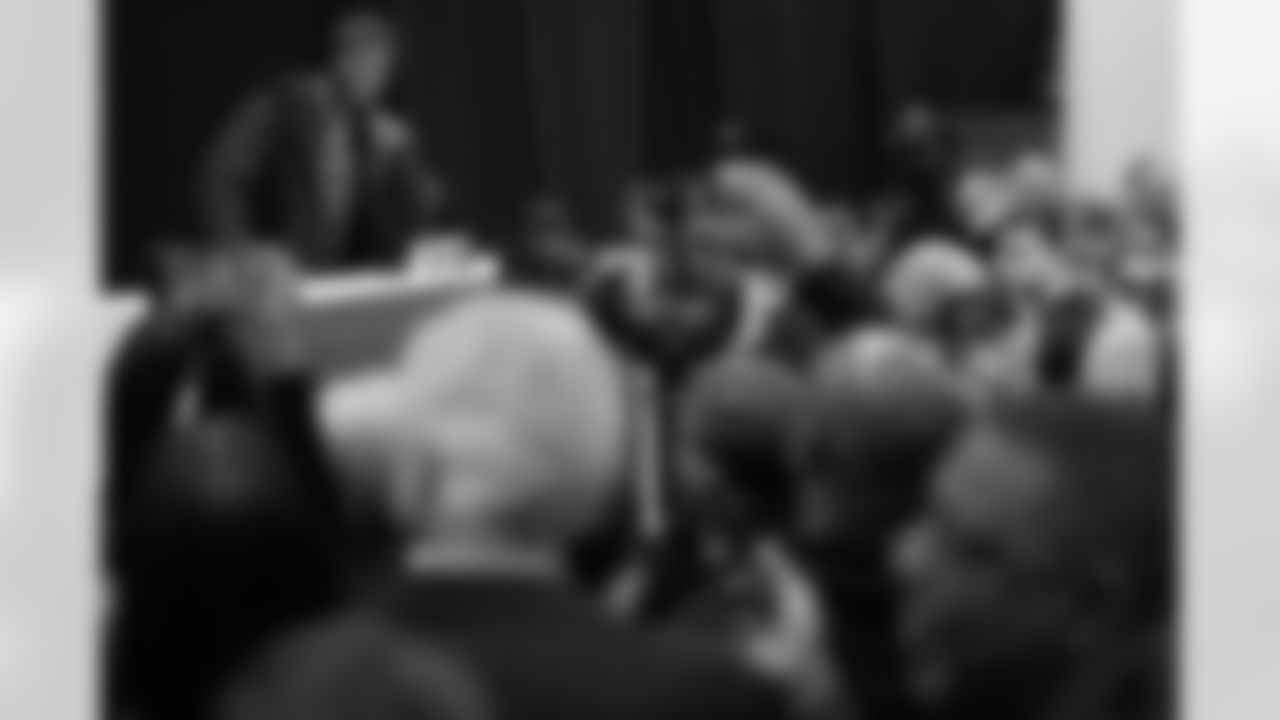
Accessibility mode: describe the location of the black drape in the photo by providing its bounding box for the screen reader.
[708,0,885,200]
[398,0,646,244]
[396,0,540,243]
[878,0,1058,113]
[641,0,721,179]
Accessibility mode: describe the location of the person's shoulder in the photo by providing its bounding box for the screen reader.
[608,624,790,720]
[218,611,492,720]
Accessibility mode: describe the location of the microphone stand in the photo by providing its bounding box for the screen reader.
[583,178,742,620]
[633,182,742,619]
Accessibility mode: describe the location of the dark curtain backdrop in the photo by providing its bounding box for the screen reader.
[105,0,1056,287]
[707,0,885,199]
[879,0,1059,113]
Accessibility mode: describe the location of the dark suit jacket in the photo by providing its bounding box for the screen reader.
[225,574,790,720]
[201,73,441,269]
[105,311,350,720]
[219,614,494,720]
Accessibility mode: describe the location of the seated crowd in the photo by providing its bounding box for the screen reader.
[106,124,1177,720]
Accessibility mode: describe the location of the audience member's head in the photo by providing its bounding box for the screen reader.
[953,169,1016,238]
[818,204,884,273]
[881,240,989,332]
[119,418,339,717]
[122,418,336,580]
[680,355,811,534]
[893,398,1172,713]
[801,328,968,551]
[992,221,1074,304]
[331,8,398,106]
[1079,298,1166,402]
[713,155,830,270]
[1062,200,1126,282]
[147,239,246,317]
[1006,153,1063,219]
[686,196,779,275]
[522,197,588,287]
[320,370,407,510]
[352,292,631,554]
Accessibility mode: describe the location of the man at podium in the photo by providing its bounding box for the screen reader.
[200,8,444,270]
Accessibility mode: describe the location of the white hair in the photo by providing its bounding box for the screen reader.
[322,292,630,544]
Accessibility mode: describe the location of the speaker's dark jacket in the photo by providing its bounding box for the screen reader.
[201,73,442,269]
[222,574,790,720]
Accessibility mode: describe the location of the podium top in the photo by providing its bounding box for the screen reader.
[104,251,503,345]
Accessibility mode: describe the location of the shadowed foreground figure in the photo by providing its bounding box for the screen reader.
[669,355,850,719]
[228,292,789,720]
[219,615,493,720]
[112,419,342,720]
[894,398,1173,720]
[799,327,970,720]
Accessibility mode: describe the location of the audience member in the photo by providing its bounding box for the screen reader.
[518,197,590,289]
[893,398,1172,720]
[218,615,494,720]
[883,105,961,240]
[113,418,343,720]
[225,292,790,720]
[108,246,363,720]
[951,169,1016,246]
[801,327,970,720]
[712,143,831,271]
[631,356,811,623]
[880,241,989,338]
[806,327,969,554]
[668,356,848,718]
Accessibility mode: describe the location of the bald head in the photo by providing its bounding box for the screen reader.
[882,241,989,330]
[813,326,956,404]
[802,328,969,544]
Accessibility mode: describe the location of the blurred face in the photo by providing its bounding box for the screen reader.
[994,226,1051,295]
[953,172,1013,238]
[683,183,767,274]
[335,33,396,105]
[156,247,241,314]
[893,428,1079,701]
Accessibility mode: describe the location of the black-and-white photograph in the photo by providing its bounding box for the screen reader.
[102,2,1175,720]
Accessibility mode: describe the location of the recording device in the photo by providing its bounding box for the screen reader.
[587,178,741,382]
[581,178,754,622]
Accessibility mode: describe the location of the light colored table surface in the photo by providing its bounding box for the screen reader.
[105,253,502,375]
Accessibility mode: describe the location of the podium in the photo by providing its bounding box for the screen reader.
[105,253,502,376]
